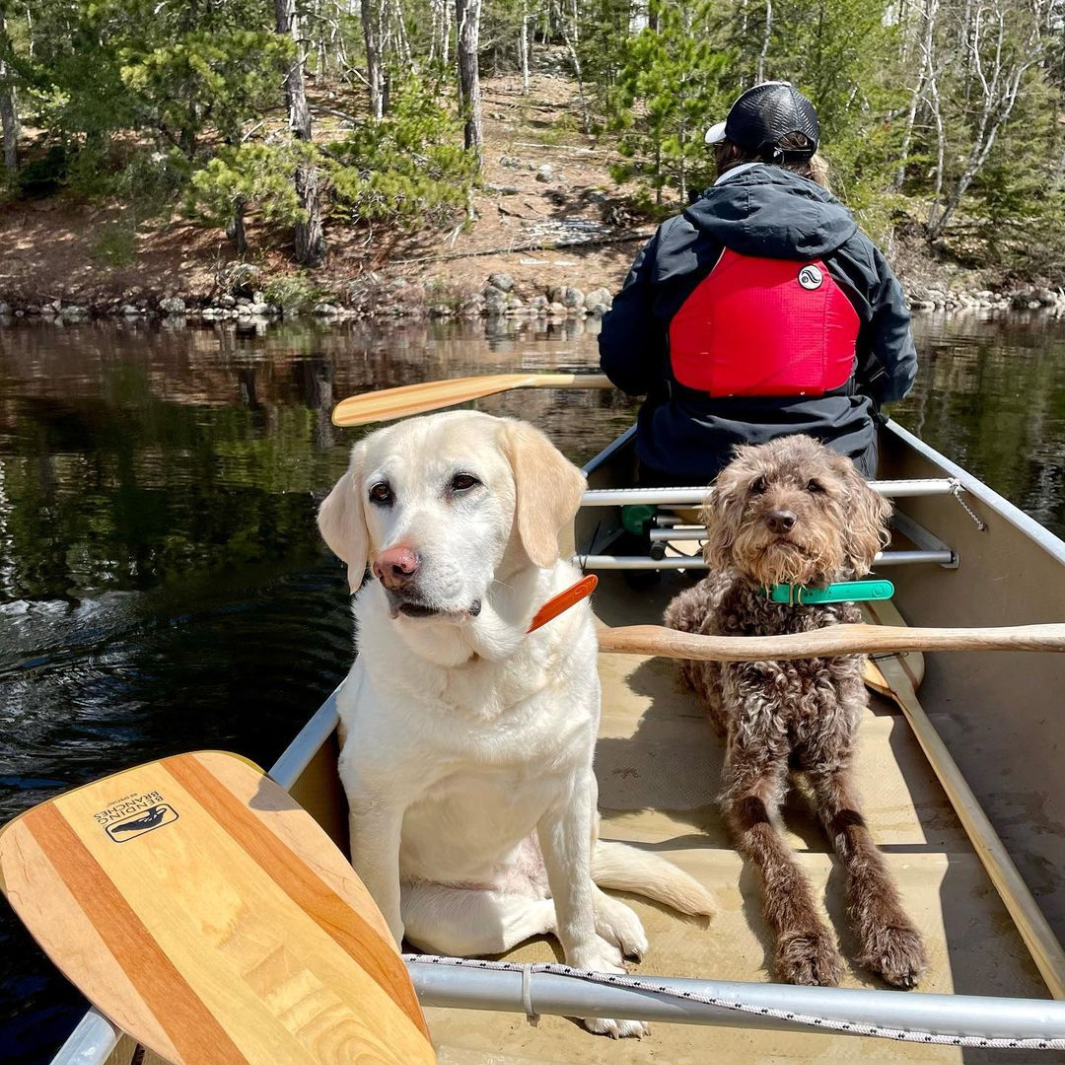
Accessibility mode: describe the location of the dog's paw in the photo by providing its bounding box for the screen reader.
[594,895,648,961]
[777,927,844,986]
[862,923,928,989]
[582,1017,650,1039]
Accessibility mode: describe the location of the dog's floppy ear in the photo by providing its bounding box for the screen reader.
[701,446,750,571]
[318,441,369,592]
[499,419,587,569]
[837,456,892,576]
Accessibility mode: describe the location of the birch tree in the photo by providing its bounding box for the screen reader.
[275,0,327,265]
[361,0,385,119]
[456,0,484,172]
[0,11,17,171]
[926,0,1050,239]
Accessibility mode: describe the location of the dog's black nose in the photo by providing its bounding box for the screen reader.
[765,509,797,533]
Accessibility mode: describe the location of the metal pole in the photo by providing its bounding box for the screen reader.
[579,480,961,507]
[580,550,955,570]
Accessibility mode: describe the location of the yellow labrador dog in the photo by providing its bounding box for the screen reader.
[318,411,714,1038]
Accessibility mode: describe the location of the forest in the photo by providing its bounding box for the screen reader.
[0,0,1063,285]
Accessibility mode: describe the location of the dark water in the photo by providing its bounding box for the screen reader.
[0,312,1063,1063]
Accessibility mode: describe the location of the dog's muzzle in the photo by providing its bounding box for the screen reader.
[385,590,482,622]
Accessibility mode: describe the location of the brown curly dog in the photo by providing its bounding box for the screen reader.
[664,434,928,988]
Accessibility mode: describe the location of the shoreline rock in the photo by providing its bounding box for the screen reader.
[1,276,1063,327]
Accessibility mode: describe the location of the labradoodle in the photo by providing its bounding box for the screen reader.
[664,434,928,988]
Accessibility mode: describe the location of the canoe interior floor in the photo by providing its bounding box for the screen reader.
[426,570,1058,1065]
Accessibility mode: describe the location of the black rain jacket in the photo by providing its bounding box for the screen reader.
[598,165,917,483]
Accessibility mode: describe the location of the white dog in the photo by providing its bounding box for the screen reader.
[318,411,715,1038]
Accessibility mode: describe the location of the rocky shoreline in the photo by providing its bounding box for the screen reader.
[2,270,1064,326]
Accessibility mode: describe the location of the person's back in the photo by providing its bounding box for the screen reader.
[599,82,916,484]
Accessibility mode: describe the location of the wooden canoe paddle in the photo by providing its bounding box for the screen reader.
[0,751,436,1065]
[596,620,1065,660]
[331,372,613,427]
[861,599,1065,1001]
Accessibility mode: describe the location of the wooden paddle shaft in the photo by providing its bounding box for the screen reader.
[597,621,1065,660]
[332,372,613,427]
[873,655,1065,1000]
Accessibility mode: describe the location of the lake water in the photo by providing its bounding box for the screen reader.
[1,312,1063,1063]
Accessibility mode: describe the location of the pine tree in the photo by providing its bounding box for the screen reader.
[608,0,732,204]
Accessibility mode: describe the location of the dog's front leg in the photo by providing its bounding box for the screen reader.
[348,802,406,948]
[809,762,928,988]
[538,772,649,1039]
[722,746,844,987]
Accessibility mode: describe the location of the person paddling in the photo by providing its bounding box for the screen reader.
[599,81,917,486]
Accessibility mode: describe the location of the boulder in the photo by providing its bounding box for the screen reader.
[483,286,509,315]
[561,286,585,309]
[584,286,613,313]
[535,164,556,183]
[159,297,186,316]
[488,272,515,293]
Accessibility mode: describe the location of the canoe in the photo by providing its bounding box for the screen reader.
[50,417,1065,1064]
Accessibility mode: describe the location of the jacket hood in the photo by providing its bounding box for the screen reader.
[684,165,857,259]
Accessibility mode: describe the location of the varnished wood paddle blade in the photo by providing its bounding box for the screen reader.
[858,600,1065,999]
[331,372,612,427]
[0,751,435,1065]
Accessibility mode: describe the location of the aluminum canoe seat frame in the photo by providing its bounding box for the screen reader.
[576,479,964,571]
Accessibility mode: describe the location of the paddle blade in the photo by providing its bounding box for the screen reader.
[861,600,926,700]
[0,752,435,1065]
[331,372,612,427]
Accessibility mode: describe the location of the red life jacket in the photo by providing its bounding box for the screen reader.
[668,248,860,398]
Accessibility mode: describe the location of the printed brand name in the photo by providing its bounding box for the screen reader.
[94,791,179,842]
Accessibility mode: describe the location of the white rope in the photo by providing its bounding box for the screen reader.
[406,954,1065,1050]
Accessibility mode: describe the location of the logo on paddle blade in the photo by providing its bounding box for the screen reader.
[104,803,178,843]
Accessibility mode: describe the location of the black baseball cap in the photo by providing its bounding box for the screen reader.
[705,82,819,157]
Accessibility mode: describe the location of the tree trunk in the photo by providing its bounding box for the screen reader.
[456,0,484,172]
[894,0,936,191]
[519,0,530,95]
[757,0,772,82]
[275,0,327,266]
[228,199,248,256]
[361,0,385,120]
[558,0,590,133]
[0,13,18,171]
[0,80,16,172]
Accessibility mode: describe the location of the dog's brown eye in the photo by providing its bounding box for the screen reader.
[450,473,480,492]
[750,476,768,495]
[369,482,393,506]
[807,479,825,494]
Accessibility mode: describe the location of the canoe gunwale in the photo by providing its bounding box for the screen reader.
[885,419,1065,564]
[267,685,342,791]
[409,957,1065,1045]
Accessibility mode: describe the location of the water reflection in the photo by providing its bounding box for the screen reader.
[0,312,1063,1064]
[894,313,1065,537]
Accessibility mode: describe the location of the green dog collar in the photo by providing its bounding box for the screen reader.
[762,579,895,605]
